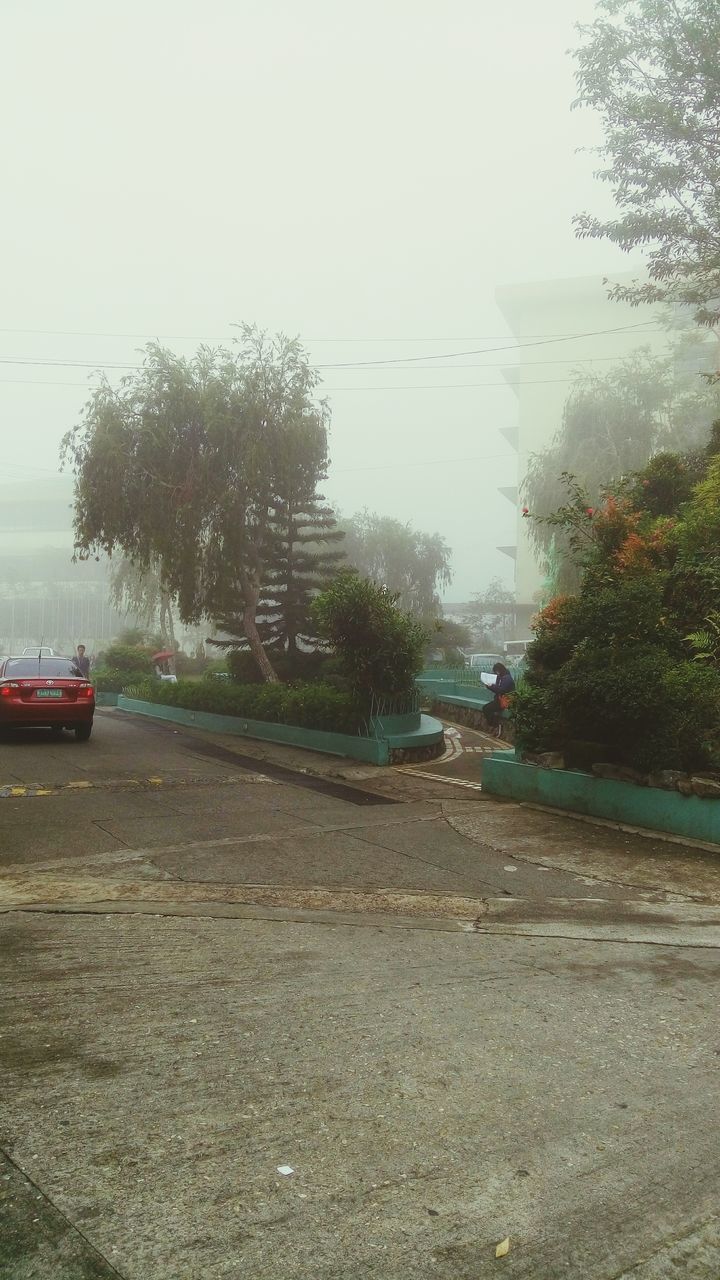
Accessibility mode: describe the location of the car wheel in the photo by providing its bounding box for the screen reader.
[75,723,93,742]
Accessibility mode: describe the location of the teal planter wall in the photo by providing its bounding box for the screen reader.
[95,691,119,707]
[483,752,720,846]
[117,697,389,763]
[370,712,447,749]
[116,698,445,764]
[417,676,493,707]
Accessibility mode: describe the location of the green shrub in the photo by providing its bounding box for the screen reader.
[125,678,362,735]
[99,643,155,676]
[92,667,154,694]
[226,646,338,685]
[517,646,720,772]
[311,571,428,706]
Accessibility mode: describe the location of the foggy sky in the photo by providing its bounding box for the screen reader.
[2,0,639,600]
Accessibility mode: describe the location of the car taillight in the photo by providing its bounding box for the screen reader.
[0,682,19,697]
[81,686,94,697]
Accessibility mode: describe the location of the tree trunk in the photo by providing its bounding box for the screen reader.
[240,571,279,682]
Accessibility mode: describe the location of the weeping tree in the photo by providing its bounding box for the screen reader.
[109,557,177,649]
[62,326,330,682]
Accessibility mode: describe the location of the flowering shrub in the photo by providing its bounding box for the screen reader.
[515,455,720,773]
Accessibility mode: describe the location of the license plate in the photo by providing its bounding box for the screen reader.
[36,689,63,699]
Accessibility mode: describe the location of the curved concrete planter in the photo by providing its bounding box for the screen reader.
[116,697,444,766]
[483,751,720,846]
[94,691,119,707]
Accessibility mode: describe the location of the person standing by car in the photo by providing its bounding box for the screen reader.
[482,662,515,736]
[75,644,91,679]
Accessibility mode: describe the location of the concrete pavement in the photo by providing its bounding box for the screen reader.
[2,708,720,1278]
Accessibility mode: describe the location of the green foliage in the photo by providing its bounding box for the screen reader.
[523,349,720,589]
[63,325,331,683]
[422,616,472,665]
[212,495,345,657]
[92,667,153,694]
[628,453,697,517]
[518,646,720,772]
[226,646,337,685]
[128,678,361,735]
[464,577,515,646]
[517,445,720,773]
[110,559,176,648]
[310,571,428,705]
[339,511,452,616]
[573,0,720,323]
[685,611,720,664]
[100,643,155,675]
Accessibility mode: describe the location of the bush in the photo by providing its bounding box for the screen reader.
[310,571,428,706]
[100,643,155,676]
[92,667,153,694]
[174,651,208,678]
[516,646,720,772]
[226,647,335,685]
[125,678,362,735]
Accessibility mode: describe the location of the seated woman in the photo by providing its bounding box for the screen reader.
[482,662,515,737]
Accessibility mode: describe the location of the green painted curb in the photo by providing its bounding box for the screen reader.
[117,698,445,764]
[94,691,119,707]
[483,752,720,846]
[117,697,389,763]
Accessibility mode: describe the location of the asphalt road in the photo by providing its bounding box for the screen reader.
[2,709,720,1278]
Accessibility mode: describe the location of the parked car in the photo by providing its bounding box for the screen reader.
[21,646,58,658]
[0,656,95,740]
[466,652,505,672]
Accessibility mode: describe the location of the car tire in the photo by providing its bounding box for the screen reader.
[75,722,93,742]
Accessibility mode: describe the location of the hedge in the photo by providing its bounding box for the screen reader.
[125,678,363,735]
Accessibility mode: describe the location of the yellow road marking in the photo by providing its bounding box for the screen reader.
[0,772,275,798]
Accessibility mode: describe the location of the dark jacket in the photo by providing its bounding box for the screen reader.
[492,673,515,698]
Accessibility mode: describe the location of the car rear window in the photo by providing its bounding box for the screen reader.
[3,659,83,678]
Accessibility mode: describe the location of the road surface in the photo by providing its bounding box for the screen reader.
[2,709,720,1279]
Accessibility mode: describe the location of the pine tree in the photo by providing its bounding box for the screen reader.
[211,496,345,667]
[261,495,346,653]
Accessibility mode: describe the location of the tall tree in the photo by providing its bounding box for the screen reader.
[62,326,330,681]
[573,0,720,323]
[212,496,345,658]
[339,511,452,616]
[465,577,516,645]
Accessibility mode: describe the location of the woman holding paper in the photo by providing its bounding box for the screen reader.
[482,663,515,736]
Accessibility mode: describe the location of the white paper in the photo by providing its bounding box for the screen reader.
[479,672,496,687]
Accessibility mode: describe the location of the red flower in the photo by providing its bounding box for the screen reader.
[521,506,529,516]
[586,507,594,517]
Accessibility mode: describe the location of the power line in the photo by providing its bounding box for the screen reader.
[312,323,662,368]
[0,321,663,377]
[0,323,663,343]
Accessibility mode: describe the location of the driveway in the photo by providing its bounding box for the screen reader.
[2,709,720,1278]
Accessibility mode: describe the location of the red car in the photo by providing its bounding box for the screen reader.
[0,656,95,740]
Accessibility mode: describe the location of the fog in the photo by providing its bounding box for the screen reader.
[2,0,638,607]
